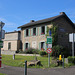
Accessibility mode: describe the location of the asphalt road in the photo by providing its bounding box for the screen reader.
[0,65,75,75]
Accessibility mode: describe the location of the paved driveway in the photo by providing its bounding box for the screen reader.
[0,65,75,75]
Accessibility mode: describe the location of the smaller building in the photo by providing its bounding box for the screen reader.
[2,31,21,51]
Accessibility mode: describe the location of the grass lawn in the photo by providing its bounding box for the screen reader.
[2,55,55,68]
[0,73,6,75]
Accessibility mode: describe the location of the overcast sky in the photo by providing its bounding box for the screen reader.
[0,0,75,32]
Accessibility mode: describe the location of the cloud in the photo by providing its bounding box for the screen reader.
[0,17,18,32]
[0,17,17,27]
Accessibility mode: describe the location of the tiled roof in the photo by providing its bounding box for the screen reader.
[18,12,75,28]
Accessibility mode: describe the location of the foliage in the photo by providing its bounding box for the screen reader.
[46,23,58,46]
[61,47,70,57]
[52,45,70,57]
[52,45,63,57]
[18,48,40,54]
[50,25,58,46]
[39,51,48,56]
[68,56,75,64]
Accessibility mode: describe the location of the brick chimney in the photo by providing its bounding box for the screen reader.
[30,20,35,22]
[60,12,65,15]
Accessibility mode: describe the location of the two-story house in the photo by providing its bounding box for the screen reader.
[3,31,21,51]
[18,12,75,51]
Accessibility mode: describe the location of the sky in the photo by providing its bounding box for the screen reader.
[0,0,75,32]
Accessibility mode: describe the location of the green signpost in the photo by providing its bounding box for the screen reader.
[0,41,3,48]
[47,36,52,44]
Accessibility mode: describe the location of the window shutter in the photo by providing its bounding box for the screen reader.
[29,29,30,36]
[28,43,30,49]
[31,28,33,36]
[36,27,38,36]
[45,42,47,50]
[24,30,26,37]
[39,42,41,50]
[45,26,47,34]
[39,27,41,35]
[24,43,26,51]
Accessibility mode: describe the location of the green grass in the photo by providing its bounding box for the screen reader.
[0,73,6,75]
[2,55,57,68]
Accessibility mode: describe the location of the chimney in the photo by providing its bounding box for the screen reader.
[60,12,65,15]
[30,20,35,22]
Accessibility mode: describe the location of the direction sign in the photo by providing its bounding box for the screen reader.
[46,48,52,53]
[48,44,52,48]
[47,36,52,44]
[0,41,3,48]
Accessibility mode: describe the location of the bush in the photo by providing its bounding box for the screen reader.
[52,45,63,57]
[39,51,48,56]
[68,56,75,64]
[52,45,70,57]
[24,48,40,54]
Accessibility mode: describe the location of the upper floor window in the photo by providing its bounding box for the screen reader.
[26,29,29,36]
[41,26,45,35]
[33,28,36,36]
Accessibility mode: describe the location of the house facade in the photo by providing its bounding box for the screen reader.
[2,31,21,51]
[18,12,75,51]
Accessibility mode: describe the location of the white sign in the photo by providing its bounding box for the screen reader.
[69,33,75,42]
[48,44,52,48]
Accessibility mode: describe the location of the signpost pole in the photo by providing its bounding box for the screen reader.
[48,53,50,67]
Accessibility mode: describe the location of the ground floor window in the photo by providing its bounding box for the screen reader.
[41,42,45,50]
[26,43,28,50]
[8,42,11,50]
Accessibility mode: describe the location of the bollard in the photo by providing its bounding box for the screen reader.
[0,55,2,68]
[24,61,27,75]
[13,54,15,60]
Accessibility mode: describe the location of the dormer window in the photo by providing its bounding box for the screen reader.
[41,26,45,35]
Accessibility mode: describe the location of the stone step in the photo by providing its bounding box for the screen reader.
[1,50,15,55]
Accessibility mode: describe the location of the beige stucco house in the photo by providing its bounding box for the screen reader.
[18,12,75,51]
[2,31,21,51]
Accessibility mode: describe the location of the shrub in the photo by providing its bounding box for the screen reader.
[52,45,63,57]
[68,56,75,64]
[52,45,70,57]
[39,51,48,56]
[25,48,40,54]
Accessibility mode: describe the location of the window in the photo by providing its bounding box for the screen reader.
[33,28,36,36]
[8,42,11,50]
[26,29,29,36]
[41,26,45,35]
[41,42,45,50]
[26,43,28,50]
